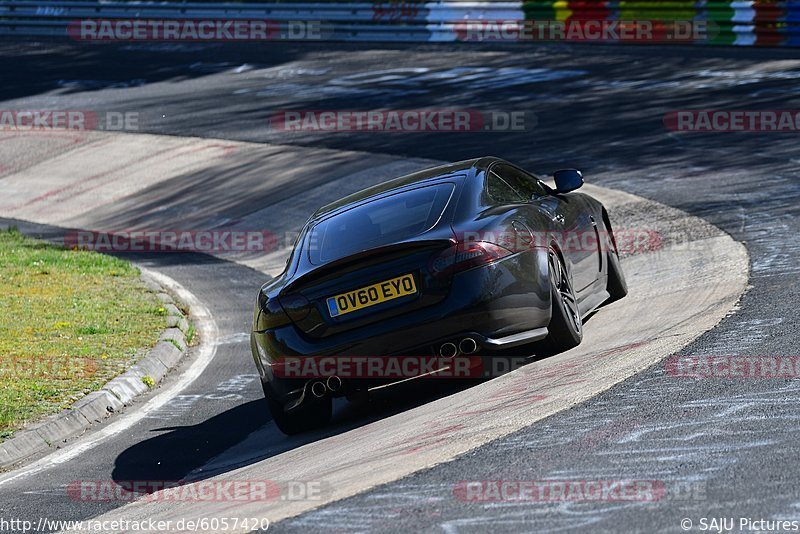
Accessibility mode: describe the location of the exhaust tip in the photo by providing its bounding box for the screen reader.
[310,381,327,398]
[440,342,458,358]
[459,337,478,354]
[326,375,342,392]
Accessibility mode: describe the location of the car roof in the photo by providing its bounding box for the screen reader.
[312,156,503,219]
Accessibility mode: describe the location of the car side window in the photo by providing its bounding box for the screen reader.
[493,164,548,200]
[486,170,526,203]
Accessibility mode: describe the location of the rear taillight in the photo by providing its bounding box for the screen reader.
[255,291,293,330]
[431,241,513,277]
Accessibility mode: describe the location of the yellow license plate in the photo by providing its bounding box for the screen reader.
[326,274,417,317]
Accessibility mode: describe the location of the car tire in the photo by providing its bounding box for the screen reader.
[543,251,583,353]
[264,384,332,435]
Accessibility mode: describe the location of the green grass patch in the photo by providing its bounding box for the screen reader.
[0,228,165,441]
[186,323,196,344]
[166,338,183,352]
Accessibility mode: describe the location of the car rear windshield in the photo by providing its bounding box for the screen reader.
[308,183,455,265]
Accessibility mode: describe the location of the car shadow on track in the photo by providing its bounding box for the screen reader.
[109,371,507,490]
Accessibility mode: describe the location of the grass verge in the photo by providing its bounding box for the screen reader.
[0,228,167,441]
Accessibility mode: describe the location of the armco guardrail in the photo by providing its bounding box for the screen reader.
[0,0,798,45]
[0,1,523,41]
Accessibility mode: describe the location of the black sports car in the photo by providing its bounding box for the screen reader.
[250,157,627,434]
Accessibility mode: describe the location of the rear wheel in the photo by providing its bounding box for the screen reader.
[542,251,583,353]
[263,382,332,435]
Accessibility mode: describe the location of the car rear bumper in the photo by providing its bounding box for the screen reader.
[251,249,551,405]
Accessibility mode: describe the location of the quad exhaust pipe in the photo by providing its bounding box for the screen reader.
[326,375,343,392]
[439,342,458,358]
[309,376,343,398]
[439,338,479,358]
[310,380,327,398]
[459,337,478,354]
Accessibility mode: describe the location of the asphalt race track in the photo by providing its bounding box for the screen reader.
[1,40,799,533]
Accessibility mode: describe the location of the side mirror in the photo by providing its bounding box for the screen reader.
[553,169,584,193]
